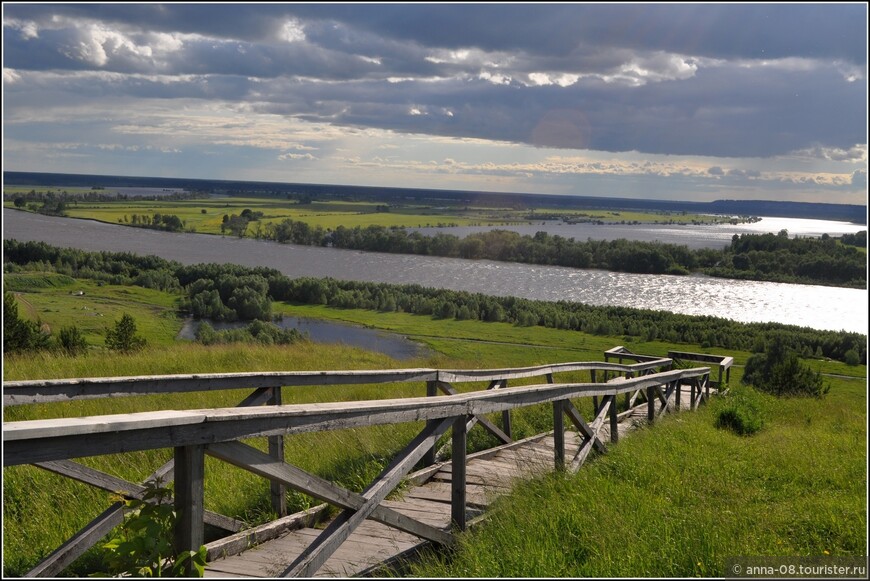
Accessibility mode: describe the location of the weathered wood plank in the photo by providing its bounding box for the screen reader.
[280,417,454,577]
[206,441,453,546]
[563,400,607,454]
[35,459,243,534]
[174,445,205,563]
[553,400,565,469]
[404,483,491,507]
[267,387,287,518]
[5,368,714,467]
[451,415,467,531]
[3,369,440,406]
[205,504,328,561]
[6,359,681,407]
[435,381,512,446]
[24,502,124,577]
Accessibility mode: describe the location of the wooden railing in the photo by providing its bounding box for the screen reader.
[4,355,715,577]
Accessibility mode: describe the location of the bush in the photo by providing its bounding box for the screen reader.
[743,336,829,398]
[105,313,147,352]
[99,482,206,577]
[3,292,51,354]
[57,325,88,356]
[714,387,765,436]
[843,349,861,366]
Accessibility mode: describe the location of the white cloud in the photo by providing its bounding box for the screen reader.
[280,19,306,43]
[479,70,511,85]
[278,152,316,160]
[3,68,22,84]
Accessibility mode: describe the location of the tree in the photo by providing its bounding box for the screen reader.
[743,335,828,397]
[106,313,147,352]
[57,325,88,356]
[3,292,51,353]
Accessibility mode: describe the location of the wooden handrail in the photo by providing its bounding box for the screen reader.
[3,360,672,406]
[3,354,708,578]
[4,367,710,467]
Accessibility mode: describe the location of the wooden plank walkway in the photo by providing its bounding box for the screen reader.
[205,389,705,578]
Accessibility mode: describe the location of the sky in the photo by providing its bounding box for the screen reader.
[2,3,868,204]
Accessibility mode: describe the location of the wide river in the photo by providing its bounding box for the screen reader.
[411,216,866,250]
[3,210,867,334]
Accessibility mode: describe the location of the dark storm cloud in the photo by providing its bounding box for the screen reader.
[3,3,866,160]
[285,3,867,64]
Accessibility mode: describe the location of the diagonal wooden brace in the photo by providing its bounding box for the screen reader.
[278,416,455,577]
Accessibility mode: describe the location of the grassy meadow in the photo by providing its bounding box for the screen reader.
[409,375,867,577]
[2,274,866,576]
[4,191,741,236]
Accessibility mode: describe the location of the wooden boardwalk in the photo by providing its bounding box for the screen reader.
[204,390,702,578]
[5,350,730,578]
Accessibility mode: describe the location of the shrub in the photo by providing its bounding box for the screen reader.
[743,336,829,397]
[57,325,88,356]
[714,387,765,436]
[99,482,206,577]
[843,349,861,366]
[3,292,51,354]
[105,313,147,352]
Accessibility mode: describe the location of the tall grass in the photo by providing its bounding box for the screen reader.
[4,293,864,577]
[409,377,866,577]
[2,343,430,576]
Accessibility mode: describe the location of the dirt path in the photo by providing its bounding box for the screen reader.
[12,292,38,320]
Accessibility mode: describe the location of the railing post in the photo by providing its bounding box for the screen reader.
[451,415,467,531]
[591,369,599,415]
[690,378,697,410]
[268,387,287,517]
[624,371,635,411]
[174,444,205,569]
[424,380,438,466]
[500,380,512,439]
[553,399,565,470]
[647,385,655,423]
[609,394,619,443]
[675,380,682,411]
[705,373,711,401]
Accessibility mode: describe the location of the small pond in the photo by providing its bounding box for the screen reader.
[177,316,428,361]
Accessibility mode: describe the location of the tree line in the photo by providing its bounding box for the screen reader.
[4,240,865,365]
[251,219,866,288]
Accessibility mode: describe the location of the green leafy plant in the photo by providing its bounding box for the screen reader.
[57,325,88,355]
[714,387,766,436]
[105,313,147,352]
[743,335,829,398]
[96,483,206,577]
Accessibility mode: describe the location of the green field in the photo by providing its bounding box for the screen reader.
[4,191,742,235]
[5,272,183,347]
[410,375,866,576]
[3,275,866,576]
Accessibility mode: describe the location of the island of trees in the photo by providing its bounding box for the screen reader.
[253,219,866,289]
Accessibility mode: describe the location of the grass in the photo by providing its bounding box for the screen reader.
[5,272,183,347]
[2,342,431,577]
[5,194,743,237]
[3,276,865,576]
[409,376,866,577]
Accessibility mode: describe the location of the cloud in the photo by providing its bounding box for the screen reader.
[2,4,865,204]
[278,152,316,161]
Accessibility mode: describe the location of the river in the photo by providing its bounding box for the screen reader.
[410,216,866,250]
[2,210,867,334]
[177,316,428,360]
